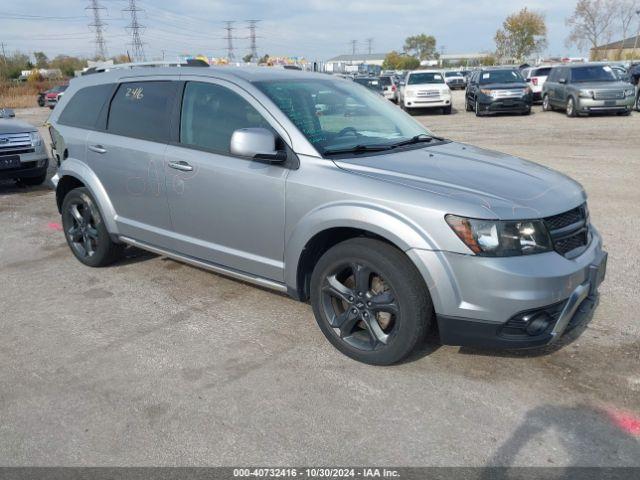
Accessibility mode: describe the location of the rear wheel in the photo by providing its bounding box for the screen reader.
[542,94,552,111]
[310,238,432,365]
[61,187,124,267]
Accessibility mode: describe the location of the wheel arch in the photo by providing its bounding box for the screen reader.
[285,204,436,301]
[55,158,119,235]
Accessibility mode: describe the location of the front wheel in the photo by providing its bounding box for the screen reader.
[636,93,640,112]
[443,105,452,115]
[310,238,433,365]
[18,172,47,186]
[475,100,482,117]
[542,94,552,111]
[566,97,577,117]
[61,187,124,267]
[465,96,472,111]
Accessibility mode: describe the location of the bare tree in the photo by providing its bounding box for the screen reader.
[615,0,640,56]
[566,0,618,57]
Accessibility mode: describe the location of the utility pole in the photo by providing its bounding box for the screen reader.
[87,0,108,60]
[247,19,259,62]
[366,38,373,55]
[123,0,146,62]
[224,21,235,62]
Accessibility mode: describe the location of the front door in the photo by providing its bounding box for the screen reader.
[164,80,290,282]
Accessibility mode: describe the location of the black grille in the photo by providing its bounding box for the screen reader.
[0,148,35,157]
[544,204,589,257]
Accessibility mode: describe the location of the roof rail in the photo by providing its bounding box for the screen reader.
[82,59,209,75]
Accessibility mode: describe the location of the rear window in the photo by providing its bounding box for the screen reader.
[532,67,551,77]
[58,84,114,129]
[107,81,177,142]
[378,77,392,86]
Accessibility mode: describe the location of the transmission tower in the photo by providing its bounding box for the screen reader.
[350,40,357,55]
[366,38,373,55]
[86,0,108,60]
[224,21,235,61]
[247,19,260,61]
[123,0,146,62]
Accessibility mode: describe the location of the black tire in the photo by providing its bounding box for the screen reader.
[635,93,640,112]
[566,97,577,117]
[542,94,553,112]
[61,187,124,267]
[18,172,47,186]
[522,107,531,116]
[475,99,482,117]
[465,96,472,111]
[310,237,433,365]
[443,105,452,115]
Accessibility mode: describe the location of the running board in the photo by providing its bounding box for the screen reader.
[118,236,288,293]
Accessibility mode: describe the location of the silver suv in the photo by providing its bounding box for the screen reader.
[50,67,607,365]
[542,63,635,116]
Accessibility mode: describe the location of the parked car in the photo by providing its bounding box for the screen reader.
[378,75,398,102]
[37,90,47,107]
[0,118,48,185]
[521,66,552,103]
[542,64,636,117]
[443,71,466,90]
[50,67,607,365]
[465,67,532,116]
[45,85,68,109]
[353,76,384,95]
[398,70,452,114]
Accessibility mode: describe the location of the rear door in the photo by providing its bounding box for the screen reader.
[85,79,179,249]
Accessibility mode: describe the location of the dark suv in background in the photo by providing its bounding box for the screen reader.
[465,68,532,116]
[542,64,635,117]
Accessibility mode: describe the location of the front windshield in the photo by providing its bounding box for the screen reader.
[254,78,433,156]
[407,72,444,85]
[571,65,617,83]
[479,70,523,84]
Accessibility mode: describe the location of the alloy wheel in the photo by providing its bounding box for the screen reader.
[543,95,550,111]
[567,98,575,117]
[320,262,399,351]
[65,199,99,259]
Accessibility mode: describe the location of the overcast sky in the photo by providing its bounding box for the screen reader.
[1,0,586,61]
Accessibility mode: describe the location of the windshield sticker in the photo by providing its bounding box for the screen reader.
[434,75,443,80]
[482,73,490,79]
[125,87,144,100]
[603,66,612,72]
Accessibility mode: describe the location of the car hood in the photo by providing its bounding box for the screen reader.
[570,81,630,90]
[0,119,37,134]
[333,141,586,220]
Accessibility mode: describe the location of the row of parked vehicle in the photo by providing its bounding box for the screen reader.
[345,62,640,117]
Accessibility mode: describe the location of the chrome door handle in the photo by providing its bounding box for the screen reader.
[89,144,107,154]
[168,161,193,172]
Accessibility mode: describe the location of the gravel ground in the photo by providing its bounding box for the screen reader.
[0,93,638,467]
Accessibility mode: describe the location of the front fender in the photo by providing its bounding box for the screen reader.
[284,201,438,289]
[56,158,119,235]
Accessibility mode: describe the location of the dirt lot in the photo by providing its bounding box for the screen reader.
[1,92,639,466]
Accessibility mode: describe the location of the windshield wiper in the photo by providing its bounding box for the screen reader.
[323,144,394,156]
[387,134,443,148]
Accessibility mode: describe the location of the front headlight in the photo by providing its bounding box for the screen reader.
[29,132,43,147]
[480,89,494,97]
[624,88,635,97]
[445,215,553,257]
[579,90,594,98]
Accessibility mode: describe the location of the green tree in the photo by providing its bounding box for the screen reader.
[0,52,31,79]
[382,51,420,70]
[49,55,87,77]
[242,53,253,63]
[495,8,547,62]
[33,51,49,69]
[258,54,269,64]
[403,34,437,60]
[111,54,131,64]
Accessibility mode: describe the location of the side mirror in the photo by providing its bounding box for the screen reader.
[230,128,286,163]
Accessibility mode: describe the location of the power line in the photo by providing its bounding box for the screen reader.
[86,0,108,59]
[247,19,260,61]
[123,0,145,62]
[224,21,235,61]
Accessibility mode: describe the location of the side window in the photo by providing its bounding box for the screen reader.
[107,81,177,142]
[558,68,568,83]
[58,83,114,129]
[548,68,558,82]
[180,82,271,155]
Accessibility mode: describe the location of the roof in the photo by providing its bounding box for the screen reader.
[67,66,329,88]
[326,53,387,62]
[593,35,640,50]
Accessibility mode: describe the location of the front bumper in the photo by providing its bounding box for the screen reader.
[577,96,634,113]
[404,96,452,109]
[407,228,607,349]
[477,95,532,113]
[0,155,48,180]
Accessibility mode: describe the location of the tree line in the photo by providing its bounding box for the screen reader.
[382,0,639,70]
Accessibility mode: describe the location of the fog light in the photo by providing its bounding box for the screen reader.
[524,312,552,336]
